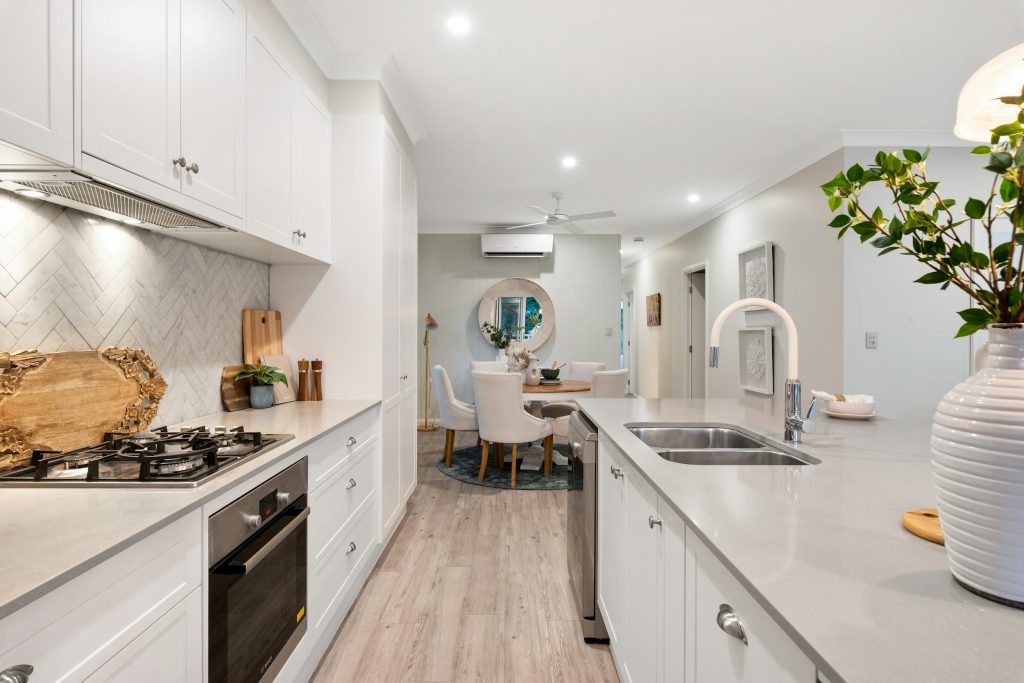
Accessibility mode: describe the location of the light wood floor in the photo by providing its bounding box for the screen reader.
[311,429,619,683]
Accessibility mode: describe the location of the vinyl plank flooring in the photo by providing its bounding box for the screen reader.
[311,428,618,683]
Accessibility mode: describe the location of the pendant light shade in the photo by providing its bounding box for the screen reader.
[955,43,1024,142]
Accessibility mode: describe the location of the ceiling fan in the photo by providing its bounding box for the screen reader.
[504,192,617,231]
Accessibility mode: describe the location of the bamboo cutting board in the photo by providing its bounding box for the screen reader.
[903,508,944,545]
[0,348,167,471]
[242,309,284,365]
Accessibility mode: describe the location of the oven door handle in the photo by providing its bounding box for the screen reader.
[225,506,310,574]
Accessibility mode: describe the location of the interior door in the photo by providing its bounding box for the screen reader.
[0,0,73,165]
[81,0,181,188]
[689,270,707,398]
[399,154,418,501]
[180,0,245,216]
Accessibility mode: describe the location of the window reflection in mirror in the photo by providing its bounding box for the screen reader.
[496,296,543,342]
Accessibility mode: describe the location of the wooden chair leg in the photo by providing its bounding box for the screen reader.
[478,440,490,481]
[494,443,503,469]
[444,429,455,468]
[544,435,553,476]
[510,443,517,488]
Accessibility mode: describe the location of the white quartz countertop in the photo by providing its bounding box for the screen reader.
[576,397,1024,683]
[0,399,378,620]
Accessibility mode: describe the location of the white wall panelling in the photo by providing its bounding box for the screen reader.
[0,192,269,426]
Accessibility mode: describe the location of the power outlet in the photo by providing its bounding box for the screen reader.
[865,332,879,349]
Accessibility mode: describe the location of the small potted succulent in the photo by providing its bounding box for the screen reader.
[234,363,288,409]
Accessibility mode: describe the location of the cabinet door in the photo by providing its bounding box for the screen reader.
[597,437,627,650]
[379,396,404,541]
[690,529,815,683]
[399,154,418,501]
[180,0,245,216]
[622,465,659,683]
[81,0,181,188]
[660,500,687,683]
[0,0,73,164]
[245,23,292,243]
[84,589,202,682]
[381,128,403,400]
[292,87,331,258]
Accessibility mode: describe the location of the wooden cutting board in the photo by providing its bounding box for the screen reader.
[242,309,283,365]
[221,365,250,412]
[0,348,167,471]
[903,508,944,545]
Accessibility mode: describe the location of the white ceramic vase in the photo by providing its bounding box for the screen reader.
[524,360,541,386]
[932,325,1024,607]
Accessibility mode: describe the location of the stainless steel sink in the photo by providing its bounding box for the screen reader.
[655,449,811,466]
[627,425,765,450]
[624,423,818,466]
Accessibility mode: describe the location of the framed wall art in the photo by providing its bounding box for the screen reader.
[646,293,661,326]
[738,241,775,305]
[738,326,773,394]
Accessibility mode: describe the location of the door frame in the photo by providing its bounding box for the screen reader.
[622,289,637,395]
[683,261,710,398]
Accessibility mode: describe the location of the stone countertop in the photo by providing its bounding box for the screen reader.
[0,399,378,620]
[575,397,1024,683]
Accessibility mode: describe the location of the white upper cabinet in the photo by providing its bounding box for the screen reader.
[291,86,331,259]
[245,23,293,245]
[0,0,73,165]
[81,0,182,189]
[180,0,246,216]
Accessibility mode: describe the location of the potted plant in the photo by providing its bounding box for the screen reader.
[234,363,288,409]
[481,322,517,349]
[821,84,1024,607]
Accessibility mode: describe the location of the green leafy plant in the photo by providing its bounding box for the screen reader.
[234,363,288,387]
[481,322,517,349]
[822,84,1024,337]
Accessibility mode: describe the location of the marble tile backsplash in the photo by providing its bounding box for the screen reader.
[0,191,269,425]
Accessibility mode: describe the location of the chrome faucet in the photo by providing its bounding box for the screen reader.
[707,298,816,444]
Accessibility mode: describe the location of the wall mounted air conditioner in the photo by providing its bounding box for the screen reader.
[481,233,553,258]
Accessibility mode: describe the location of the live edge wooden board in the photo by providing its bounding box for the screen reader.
[0,348,167,472]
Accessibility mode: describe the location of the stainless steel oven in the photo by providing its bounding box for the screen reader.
[567,411,607,642]
[209,459,308,683]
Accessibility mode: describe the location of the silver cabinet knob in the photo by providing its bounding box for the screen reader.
[346,436,357,447]
[609,465,623,479]
[345,478,357,490]
[716,604,748,645]
[0,665,34,683]
[172,156,187,168]
[292,229,307,238]
[346,541,357,554]
[187,162,199,174]
[648,515,662,529]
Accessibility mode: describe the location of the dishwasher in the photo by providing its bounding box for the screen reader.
[567,410,607,642]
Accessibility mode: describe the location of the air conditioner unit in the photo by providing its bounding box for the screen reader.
[481,233,553,258]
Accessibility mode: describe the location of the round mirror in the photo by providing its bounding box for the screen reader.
[477,278,555,352]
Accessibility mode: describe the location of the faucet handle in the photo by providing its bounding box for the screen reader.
[806,397,817,420]
[800,398,817,435]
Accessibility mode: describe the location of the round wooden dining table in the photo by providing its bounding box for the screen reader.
[522,380,590,404]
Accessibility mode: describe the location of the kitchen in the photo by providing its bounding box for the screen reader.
[2,1,1024,683]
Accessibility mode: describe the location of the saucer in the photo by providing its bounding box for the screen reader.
[823,409,877,421]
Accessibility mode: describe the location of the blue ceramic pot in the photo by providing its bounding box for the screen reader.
[250,384,275,409]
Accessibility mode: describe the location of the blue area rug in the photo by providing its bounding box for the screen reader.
[437,443,578,490]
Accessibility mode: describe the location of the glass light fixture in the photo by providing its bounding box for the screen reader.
[955,43,1024,142]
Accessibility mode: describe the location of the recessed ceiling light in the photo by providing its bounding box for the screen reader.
[446,15,471,34]
[561,156,578,169]
[687,193,701,203]
[14,188,50,199]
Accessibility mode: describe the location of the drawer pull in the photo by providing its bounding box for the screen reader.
[609,465,623,479]
[716,604,748,645]
[346,478,357,490]
[346,541,357,555]
[347,436,358,447]
[0,665,34,683]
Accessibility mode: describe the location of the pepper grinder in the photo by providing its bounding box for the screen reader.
[297,359,310,401]
[311,359,323,401]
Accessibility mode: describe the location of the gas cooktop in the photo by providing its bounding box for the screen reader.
[0,426,294,488]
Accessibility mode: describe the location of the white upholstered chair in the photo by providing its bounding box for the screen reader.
[432,365,478,467]
[567,361,606,383]
[472,371,554,487]
[470,360,507,373]
[591,368,629,397]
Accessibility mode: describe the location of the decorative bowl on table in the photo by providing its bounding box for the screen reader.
[541,368,560,380]
[825,397,876,417]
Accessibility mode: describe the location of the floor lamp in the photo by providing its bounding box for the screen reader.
[418,313,439,432]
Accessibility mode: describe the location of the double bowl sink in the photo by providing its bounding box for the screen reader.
[625,423,818,466]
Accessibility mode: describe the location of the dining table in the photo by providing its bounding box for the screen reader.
[521,379,591,406]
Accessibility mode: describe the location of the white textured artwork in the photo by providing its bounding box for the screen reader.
[737,242,775,304]
[745,334,767,383]
[738,326,774,394]
[744,256,768,298]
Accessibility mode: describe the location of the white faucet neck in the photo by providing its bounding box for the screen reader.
[708,298,799,380]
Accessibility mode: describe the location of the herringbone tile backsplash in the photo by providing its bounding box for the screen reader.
[0,192,269,426]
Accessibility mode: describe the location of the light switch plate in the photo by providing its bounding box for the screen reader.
[865,332,879,349]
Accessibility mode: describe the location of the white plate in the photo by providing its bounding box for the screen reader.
[823,409,877,421]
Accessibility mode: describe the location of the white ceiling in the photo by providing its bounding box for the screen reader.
[274,0,1024,265]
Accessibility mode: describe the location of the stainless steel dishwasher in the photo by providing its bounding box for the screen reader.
[567,410,607,642]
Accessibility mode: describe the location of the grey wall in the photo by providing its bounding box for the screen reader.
[418,233,622,411]
[0,192,269,426]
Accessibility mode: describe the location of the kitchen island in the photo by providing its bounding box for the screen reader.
[577,397,1024,683]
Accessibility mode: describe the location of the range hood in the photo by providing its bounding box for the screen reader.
[0,170,233,233]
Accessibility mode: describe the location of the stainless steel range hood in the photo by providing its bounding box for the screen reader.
[0,170,233,233]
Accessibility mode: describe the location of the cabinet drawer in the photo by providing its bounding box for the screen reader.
[308,408,378,487]
[309,496,377,632]
[689,530,815,683]
[309,442,377,564]
[0,510,202,682]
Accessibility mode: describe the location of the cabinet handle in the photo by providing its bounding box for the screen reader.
[400,374,409,380]
[187,161,199,174]
[648,515,662,529]
[716,604,748,645]
[347,436,358,447]
[0,665,34,683]
[346,541,357,554]
[172,156,187,168]
[292,229,307,238]
[609,465,623,479]
[346,478,357,490]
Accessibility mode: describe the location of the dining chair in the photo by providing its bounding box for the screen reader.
[567,361,606,383]
[432,365,478,467]
[472,371,554,487]
[470,360,507,373]
[591,368,629,397]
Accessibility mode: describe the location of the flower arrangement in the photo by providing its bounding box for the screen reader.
[505,343,537,372]
[481,322,517,349]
